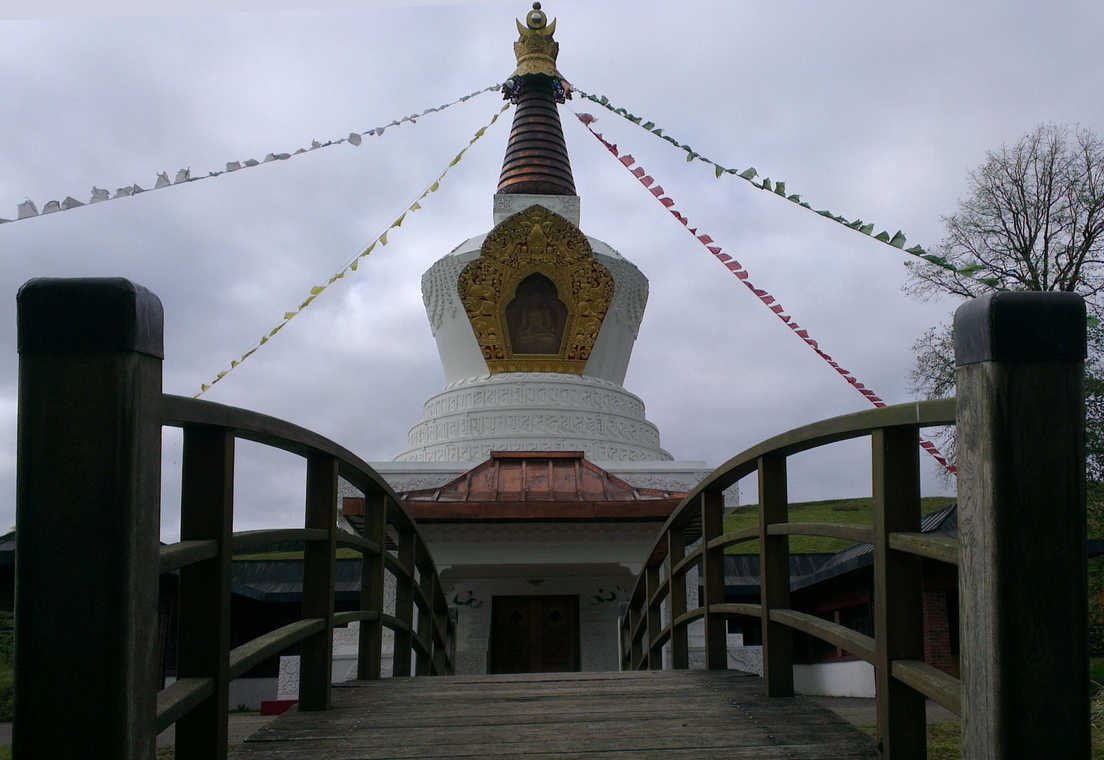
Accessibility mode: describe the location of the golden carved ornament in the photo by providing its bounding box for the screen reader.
[511,2,562,79]
[458,205,614,375]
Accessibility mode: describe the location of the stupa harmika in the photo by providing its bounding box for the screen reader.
[340,4,729,675]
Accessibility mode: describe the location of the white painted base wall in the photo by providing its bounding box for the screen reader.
[719,643,876,697]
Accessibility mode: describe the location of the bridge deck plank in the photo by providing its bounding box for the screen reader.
[231,670,876,759]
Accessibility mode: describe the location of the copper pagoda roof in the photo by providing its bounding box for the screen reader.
[398,452,684,521]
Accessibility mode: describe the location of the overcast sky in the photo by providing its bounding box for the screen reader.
[2,0,1102,541]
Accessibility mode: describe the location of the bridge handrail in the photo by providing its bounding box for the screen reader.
[154,394,456,754]
[620,397,960,748]
[620,292,1092,758]
[13,279,456,760]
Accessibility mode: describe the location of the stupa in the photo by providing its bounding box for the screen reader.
[345,3,724,675]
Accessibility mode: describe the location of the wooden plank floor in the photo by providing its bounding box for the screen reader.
[231,670,877,759]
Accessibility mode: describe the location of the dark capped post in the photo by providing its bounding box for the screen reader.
[15,278,164,759]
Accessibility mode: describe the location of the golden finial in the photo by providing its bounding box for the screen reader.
[511,2,562,80]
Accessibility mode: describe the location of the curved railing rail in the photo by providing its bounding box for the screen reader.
[619,399,961,754]
[13,279,456,760]
[154,395,455,754]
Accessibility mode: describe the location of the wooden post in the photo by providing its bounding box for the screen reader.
[176,427,235,760]
[415,541,435,676]
[701,488,727,670]
[393,527,416,677]
[758,453,793,695]
[432,576,448,675]
[15,278,163,760]
[300,453,337,710]
[668,526,690,669]
[628,602,643,669]
[954,292,1088,757]
[872,427,925,759]
[645,564,662,669]
[358,493,387,680]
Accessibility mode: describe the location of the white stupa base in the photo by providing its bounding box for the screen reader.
[397,372,672,464]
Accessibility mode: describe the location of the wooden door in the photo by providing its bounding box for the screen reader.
[490,595,579,674]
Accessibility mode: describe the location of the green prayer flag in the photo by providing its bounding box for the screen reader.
[774,181,786,196]
[761,178,773,191]
[889,231,907,248]
[715,165,724,178]
[740,167,757,179]
[874,231,891,242]
[642,121,655,130]
[860,224,874,235]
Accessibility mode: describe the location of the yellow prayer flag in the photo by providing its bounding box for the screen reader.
[363,242,376,256]
[449,151,464,166]
[429,181,440,193]
[391,212,406,228]
[328,271,345,284]
[474,127,486,138]
[299,295,315,309]
[310,285,325,295]
[216,370,227,379]
[284,312,297,320]
[231,360,239,368]
[269,324,285,337]
[380,231,388,246]
[201,384,210,392]
[260,336,269,345]
[410,202,422,211]
[351,259,359,271]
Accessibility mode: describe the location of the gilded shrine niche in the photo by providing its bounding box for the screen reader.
[458,205,614,374]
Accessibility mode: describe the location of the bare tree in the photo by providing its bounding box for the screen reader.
[907,123,1104,479]
[906,123,1104,302]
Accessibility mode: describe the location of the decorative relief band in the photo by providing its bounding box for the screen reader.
[422,375,646,419]
[422,253,466,336]
[601,255,648,336]
[397,438,672,464]
[406,410,663,449]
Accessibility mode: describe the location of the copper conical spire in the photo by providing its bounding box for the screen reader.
[497,3,576,196]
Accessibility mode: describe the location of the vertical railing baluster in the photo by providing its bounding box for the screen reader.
[300,454,338,710]
[668,526,689,669]
[872,427,925,759]
[758,453,792,695]
[646,563,662,669]
[629,601,643,669]
[701,488,727,670]
[15,278,163,760]
[954,292,1088,757]
[415,542,435,676]
[358,492,387,680]
[393,526,416,677]
[431,575,448,675]
[176,427,234,760]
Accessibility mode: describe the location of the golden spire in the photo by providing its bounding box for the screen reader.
[510,2,563,80]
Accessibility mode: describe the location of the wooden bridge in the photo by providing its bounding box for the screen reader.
[233,670,875,758]
[13,279,1092,759]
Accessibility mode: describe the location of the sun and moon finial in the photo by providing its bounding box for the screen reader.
[504,2,571,103]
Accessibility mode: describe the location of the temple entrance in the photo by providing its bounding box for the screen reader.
[489,595,580,674]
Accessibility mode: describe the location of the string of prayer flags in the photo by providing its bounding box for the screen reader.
[574,111,955,473]
[2,83,502,227]
[572,87,1001,292]
[194,103,511,398]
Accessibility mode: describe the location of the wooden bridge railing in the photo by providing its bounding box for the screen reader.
[14,278,454,760]
[620,291,1090,759]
